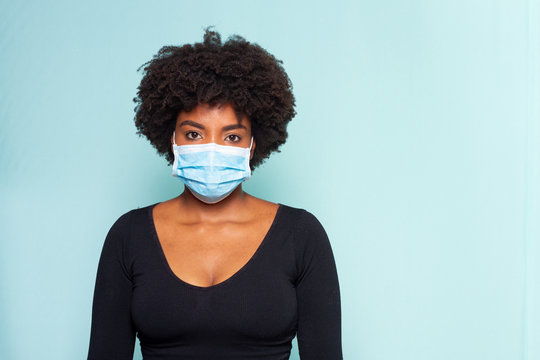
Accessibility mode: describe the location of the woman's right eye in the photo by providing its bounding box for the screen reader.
[186,131,201,140]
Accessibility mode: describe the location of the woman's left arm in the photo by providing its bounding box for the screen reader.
[295,210,343,360]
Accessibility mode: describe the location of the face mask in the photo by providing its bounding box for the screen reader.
[171,130,253,204]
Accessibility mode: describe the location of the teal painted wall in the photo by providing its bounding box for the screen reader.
[1,1,539,359]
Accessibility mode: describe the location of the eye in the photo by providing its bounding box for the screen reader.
[226,134,241,142]
[185,131,201,140]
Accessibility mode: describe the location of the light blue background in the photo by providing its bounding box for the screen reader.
[1,1,539,359]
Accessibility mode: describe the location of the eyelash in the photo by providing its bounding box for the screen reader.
[184,131,242,142]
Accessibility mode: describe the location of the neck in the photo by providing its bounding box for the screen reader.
[176,185,251,223]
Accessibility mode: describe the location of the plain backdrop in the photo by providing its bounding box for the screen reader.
[1,1,539,359]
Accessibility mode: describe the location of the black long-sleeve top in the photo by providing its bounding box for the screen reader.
[87,202,342,360]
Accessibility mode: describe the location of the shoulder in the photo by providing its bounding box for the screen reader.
[280,205,338,283]
[278,204,331,255]
[105,202,157,237]
[279,203,327,234]
[99,203,157,264]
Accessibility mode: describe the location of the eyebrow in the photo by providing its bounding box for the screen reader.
[179,120,247,131]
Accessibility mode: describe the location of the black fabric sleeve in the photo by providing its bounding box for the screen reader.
[295,210,343,359]
[87,212,136,360]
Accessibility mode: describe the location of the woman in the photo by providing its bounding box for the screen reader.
[87,28,342,360]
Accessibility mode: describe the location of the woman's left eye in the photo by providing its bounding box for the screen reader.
[226,134,241,142]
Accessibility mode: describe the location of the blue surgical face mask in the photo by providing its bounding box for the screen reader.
[171,130,253,204]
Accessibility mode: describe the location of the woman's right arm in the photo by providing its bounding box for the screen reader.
[87,212,136,360]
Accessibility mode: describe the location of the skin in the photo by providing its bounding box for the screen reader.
[151,102,280,288]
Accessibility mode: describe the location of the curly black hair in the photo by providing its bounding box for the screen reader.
[132,27,296,170]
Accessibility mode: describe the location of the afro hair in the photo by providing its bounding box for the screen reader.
[132,27,296,170]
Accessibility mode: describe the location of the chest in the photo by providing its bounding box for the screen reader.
[131,259,298,350]
[153,218,272,288]
[130,204,300,348]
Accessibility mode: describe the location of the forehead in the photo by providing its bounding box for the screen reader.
[177,103,249,126]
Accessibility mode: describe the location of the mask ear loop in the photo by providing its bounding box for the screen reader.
[245,136,254,178]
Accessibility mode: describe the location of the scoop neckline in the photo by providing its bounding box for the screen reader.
[147,202,284,291]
